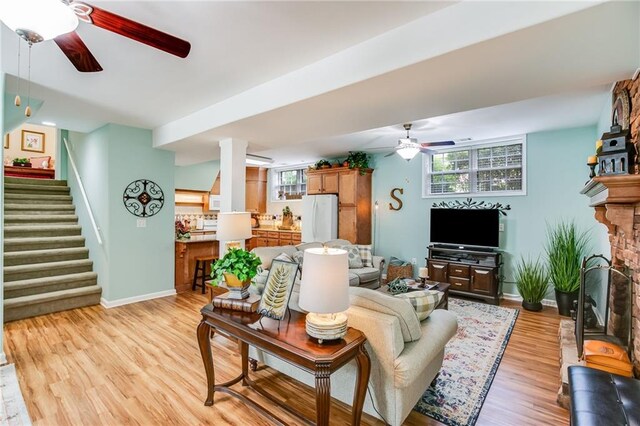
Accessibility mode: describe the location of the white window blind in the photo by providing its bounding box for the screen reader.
[423,136,526,197]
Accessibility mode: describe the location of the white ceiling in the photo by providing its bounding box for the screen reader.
[2,1,453,131]
[257,86,612,167]
[2,1,639,166]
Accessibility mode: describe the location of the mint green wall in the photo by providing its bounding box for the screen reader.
[66,124,175,302]
[66,127,111,298]
[175,160,219,191]
[372,125,609,300]
[107,125,174,300]
[3,93,43,133]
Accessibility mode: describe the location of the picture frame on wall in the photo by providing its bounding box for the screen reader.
[3,133,8,149]
[21,130,45,153]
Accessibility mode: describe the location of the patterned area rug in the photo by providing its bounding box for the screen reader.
[0,364,31,425]
[414,298,519,426]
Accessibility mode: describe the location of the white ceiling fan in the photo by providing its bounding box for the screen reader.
[369,123,455,161]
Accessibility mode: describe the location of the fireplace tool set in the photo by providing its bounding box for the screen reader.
[574,254,633,377]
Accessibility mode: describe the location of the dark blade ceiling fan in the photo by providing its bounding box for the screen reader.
[1,0,191,73]
[371,123,455,161]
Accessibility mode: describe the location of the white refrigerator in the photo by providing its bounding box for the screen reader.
[301,194,338,242]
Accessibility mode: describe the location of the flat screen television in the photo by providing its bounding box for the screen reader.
[430,208,499,249]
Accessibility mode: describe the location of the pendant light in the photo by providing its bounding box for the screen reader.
[14,37,21,107]
[25,42,32,117]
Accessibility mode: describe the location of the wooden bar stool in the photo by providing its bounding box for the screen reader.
[192,256,217,294]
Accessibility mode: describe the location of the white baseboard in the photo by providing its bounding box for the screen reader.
[101,289,177,309]
[0,352,7,365]
[502,292,557,308]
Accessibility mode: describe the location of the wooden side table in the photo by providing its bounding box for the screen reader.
[197,304,370,425]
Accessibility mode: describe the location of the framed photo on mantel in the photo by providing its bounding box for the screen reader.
[21,130,45,153]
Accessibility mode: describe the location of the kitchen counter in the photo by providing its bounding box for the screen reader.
[176,234,217,243]
[175,237,219,293]
[253,227,301,234]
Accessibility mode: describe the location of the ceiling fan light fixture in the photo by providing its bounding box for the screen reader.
[0,0,79,41]
[396,146,420,161]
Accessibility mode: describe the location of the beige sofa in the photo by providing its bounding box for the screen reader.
[250,287,458,425]
[250,239,385,310]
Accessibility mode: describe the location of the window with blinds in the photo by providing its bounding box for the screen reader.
[423,137,526,197]
[272,167,307,200]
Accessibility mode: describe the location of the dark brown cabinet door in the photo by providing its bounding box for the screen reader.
[428,261,448,282]
[470,267,494,295]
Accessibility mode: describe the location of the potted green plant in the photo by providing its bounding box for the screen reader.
[345,151,369,175]
[315,159,331,169]
[514,257,549,312]
[211,248,262,298]
[12,158,31,167]
[545,221,590,316]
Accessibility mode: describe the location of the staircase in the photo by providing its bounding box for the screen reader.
[3,177,102,322]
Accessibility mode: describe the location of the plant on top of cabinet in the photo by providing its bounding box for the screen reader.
[345,151,369,175]
[314,159,331,169]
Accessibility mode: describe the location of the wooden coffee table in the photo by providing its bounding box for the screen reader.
[197,304,370,425]
[378,280,450,310]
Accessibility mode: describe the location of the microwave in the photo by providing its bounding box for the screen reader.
[207,195,221,211]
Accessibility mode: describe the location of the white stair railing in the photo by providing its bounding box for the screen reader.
[62,137,103,245]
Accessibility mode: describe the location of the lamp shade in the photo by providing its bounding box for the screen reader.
[0,0,79,40]
[299,248,349,314]
[216,212,252,241]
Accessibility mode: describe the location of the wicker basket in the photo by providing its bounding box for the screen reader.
[386,264,413,282]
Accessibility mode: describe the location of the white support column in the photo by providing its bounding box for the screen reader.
[219,138,247,253]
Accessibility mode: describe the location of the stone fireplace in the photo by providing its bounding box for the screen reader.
[582,78,640,375]
[583,176,639,373]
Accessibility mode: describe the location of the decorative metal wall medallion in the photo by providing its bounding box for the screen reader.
[123,179,164,217]
[432,198,511,216]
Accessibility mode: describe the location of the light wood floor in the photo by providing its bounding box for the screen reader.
[3,292,569,425]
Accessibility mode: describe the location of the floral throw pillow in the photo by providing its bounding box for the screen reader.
[341,245,363,269]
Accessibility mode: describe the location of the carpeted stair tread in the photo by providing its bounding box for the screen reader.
[4,214,78,224]
[4,247,89,266]
[4,285,102,322]
[4,177,67,186]
[4,259,93,282]
[4,224,82,238]
[4,193,73,205]
[4,236,86,252]
[4,183,70,194]
[4,204,75,214]
[5,272,98,299]
[3,178,101,322]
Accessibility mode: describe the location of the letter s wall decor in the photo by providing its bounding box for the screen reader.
[389,188,403,211]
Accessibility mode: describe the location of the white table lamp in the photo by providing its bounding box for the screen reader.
[217,212,252,250]
[299,247,350,343]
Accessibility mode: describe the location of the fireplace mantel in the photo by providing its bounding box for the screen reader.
[581,175,640,237]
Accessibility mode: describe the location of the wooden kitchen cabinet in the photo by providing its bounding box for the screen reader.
[307,170,339,194]
[209,167,267,213]
[339,169,372,244]
[245,167,267,213]
[252,230,301,248]
[306,167,372,244]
